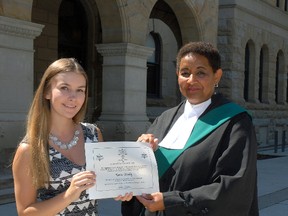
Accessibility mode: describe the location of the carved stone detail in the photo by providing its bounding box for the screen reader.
[96,43,154,59]
[0,16,43,39]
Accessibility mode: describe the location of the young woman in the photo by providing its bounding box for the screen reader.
[13,58,131,216]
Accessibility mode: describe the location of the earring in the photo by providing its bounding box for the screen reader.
[214,83,219,88]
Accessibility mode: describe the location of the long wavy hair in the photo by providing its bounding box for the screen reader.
[26,58,88,189]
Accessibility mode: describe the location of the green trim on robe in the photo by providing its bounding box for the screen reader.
[155,102,249,178]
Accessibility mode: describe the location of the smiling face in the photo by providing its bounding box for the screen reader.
[45,71,86,121]
[177,53,222,105]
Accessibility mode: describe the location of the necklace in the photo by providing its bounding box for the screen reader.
[49,130,80,150]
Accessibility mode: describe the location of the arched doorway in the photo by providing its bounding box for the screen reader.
[32,0,102,122]
[58,0,88,69]
[58,0,101,121]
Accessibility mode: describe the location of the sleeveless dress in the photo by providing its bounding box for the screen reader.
[38,123,99,216]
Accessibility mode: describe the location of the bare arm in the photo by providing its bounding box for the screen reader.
[13,143,96,216]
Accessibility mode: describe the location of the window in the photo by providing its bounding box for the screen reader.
[146,32,161,98]
[258,46,269,103]
[244,44,250,101]
[287,73,288,102]
[243,41,256,102]
[275,54,279,103]
[58,0,88,69]
[259,49,263,102]
[275,51,285,104]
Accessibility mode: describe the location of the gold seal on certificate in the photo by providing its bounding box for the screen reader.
[85,141,159,199]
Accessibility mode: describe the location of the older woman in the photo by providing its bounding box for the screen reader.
[122,42,259,216]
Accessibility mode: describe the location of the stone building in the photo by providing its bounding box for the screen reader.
[0,0,287,192]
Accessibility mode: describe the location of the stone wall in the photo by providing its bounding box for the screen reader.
[218,0,288,150]
[0,0,287,156]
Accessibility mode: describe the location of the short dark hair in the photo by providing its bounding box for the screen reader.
[176,41,221,73]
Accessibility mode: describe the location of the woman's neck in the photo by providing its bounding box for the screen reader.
[50,117,77,136]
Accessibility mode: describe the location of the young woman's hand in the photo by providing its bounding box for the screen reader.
[65,171,96,202]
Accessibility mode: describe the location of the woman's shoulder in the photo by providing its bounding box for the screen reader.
[81,122,97,129]
[13,142,31,170]
[155,101,185,122]
[80,122,99,142]
[16,142,30,155]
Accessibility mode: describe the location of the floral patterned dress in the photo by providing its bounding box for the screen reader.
[38,123,99,216]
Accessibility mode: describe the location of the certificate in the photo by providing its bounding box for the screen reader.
[85,141,159,199]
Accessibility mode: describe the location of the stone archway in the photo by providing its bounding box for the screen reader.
[32,0,102,121]
[94,0,217,141]
[95,0,155,44]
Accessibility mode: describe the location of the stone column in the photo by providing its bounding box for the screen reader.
[96,43,154,141]
[0,16,43,162]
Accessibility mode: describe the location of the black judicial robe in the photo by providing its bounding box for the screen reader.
[122,94,259,216]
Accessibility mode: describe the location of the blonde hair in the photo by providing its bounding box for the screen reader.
[26,58,88,188]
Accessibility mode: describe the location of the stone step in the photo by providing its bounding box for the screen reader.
[0,176,14,189]
[0,188,15,205]
[258,187,288,210]
[0,175,15,204]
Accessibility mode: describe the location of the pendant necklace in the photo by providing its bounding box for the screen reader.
[49,129,80,150]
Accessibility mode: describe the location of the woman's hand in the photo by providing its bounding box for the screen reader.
[114,192,133,201]
[136,192,164,212]
[65,171,96,202]
[137,134,159,151]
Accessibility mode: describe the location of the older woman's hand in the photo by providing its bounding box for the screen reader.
[114,192,133,201]
[137,134,159,151]
[136,192,164,212]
